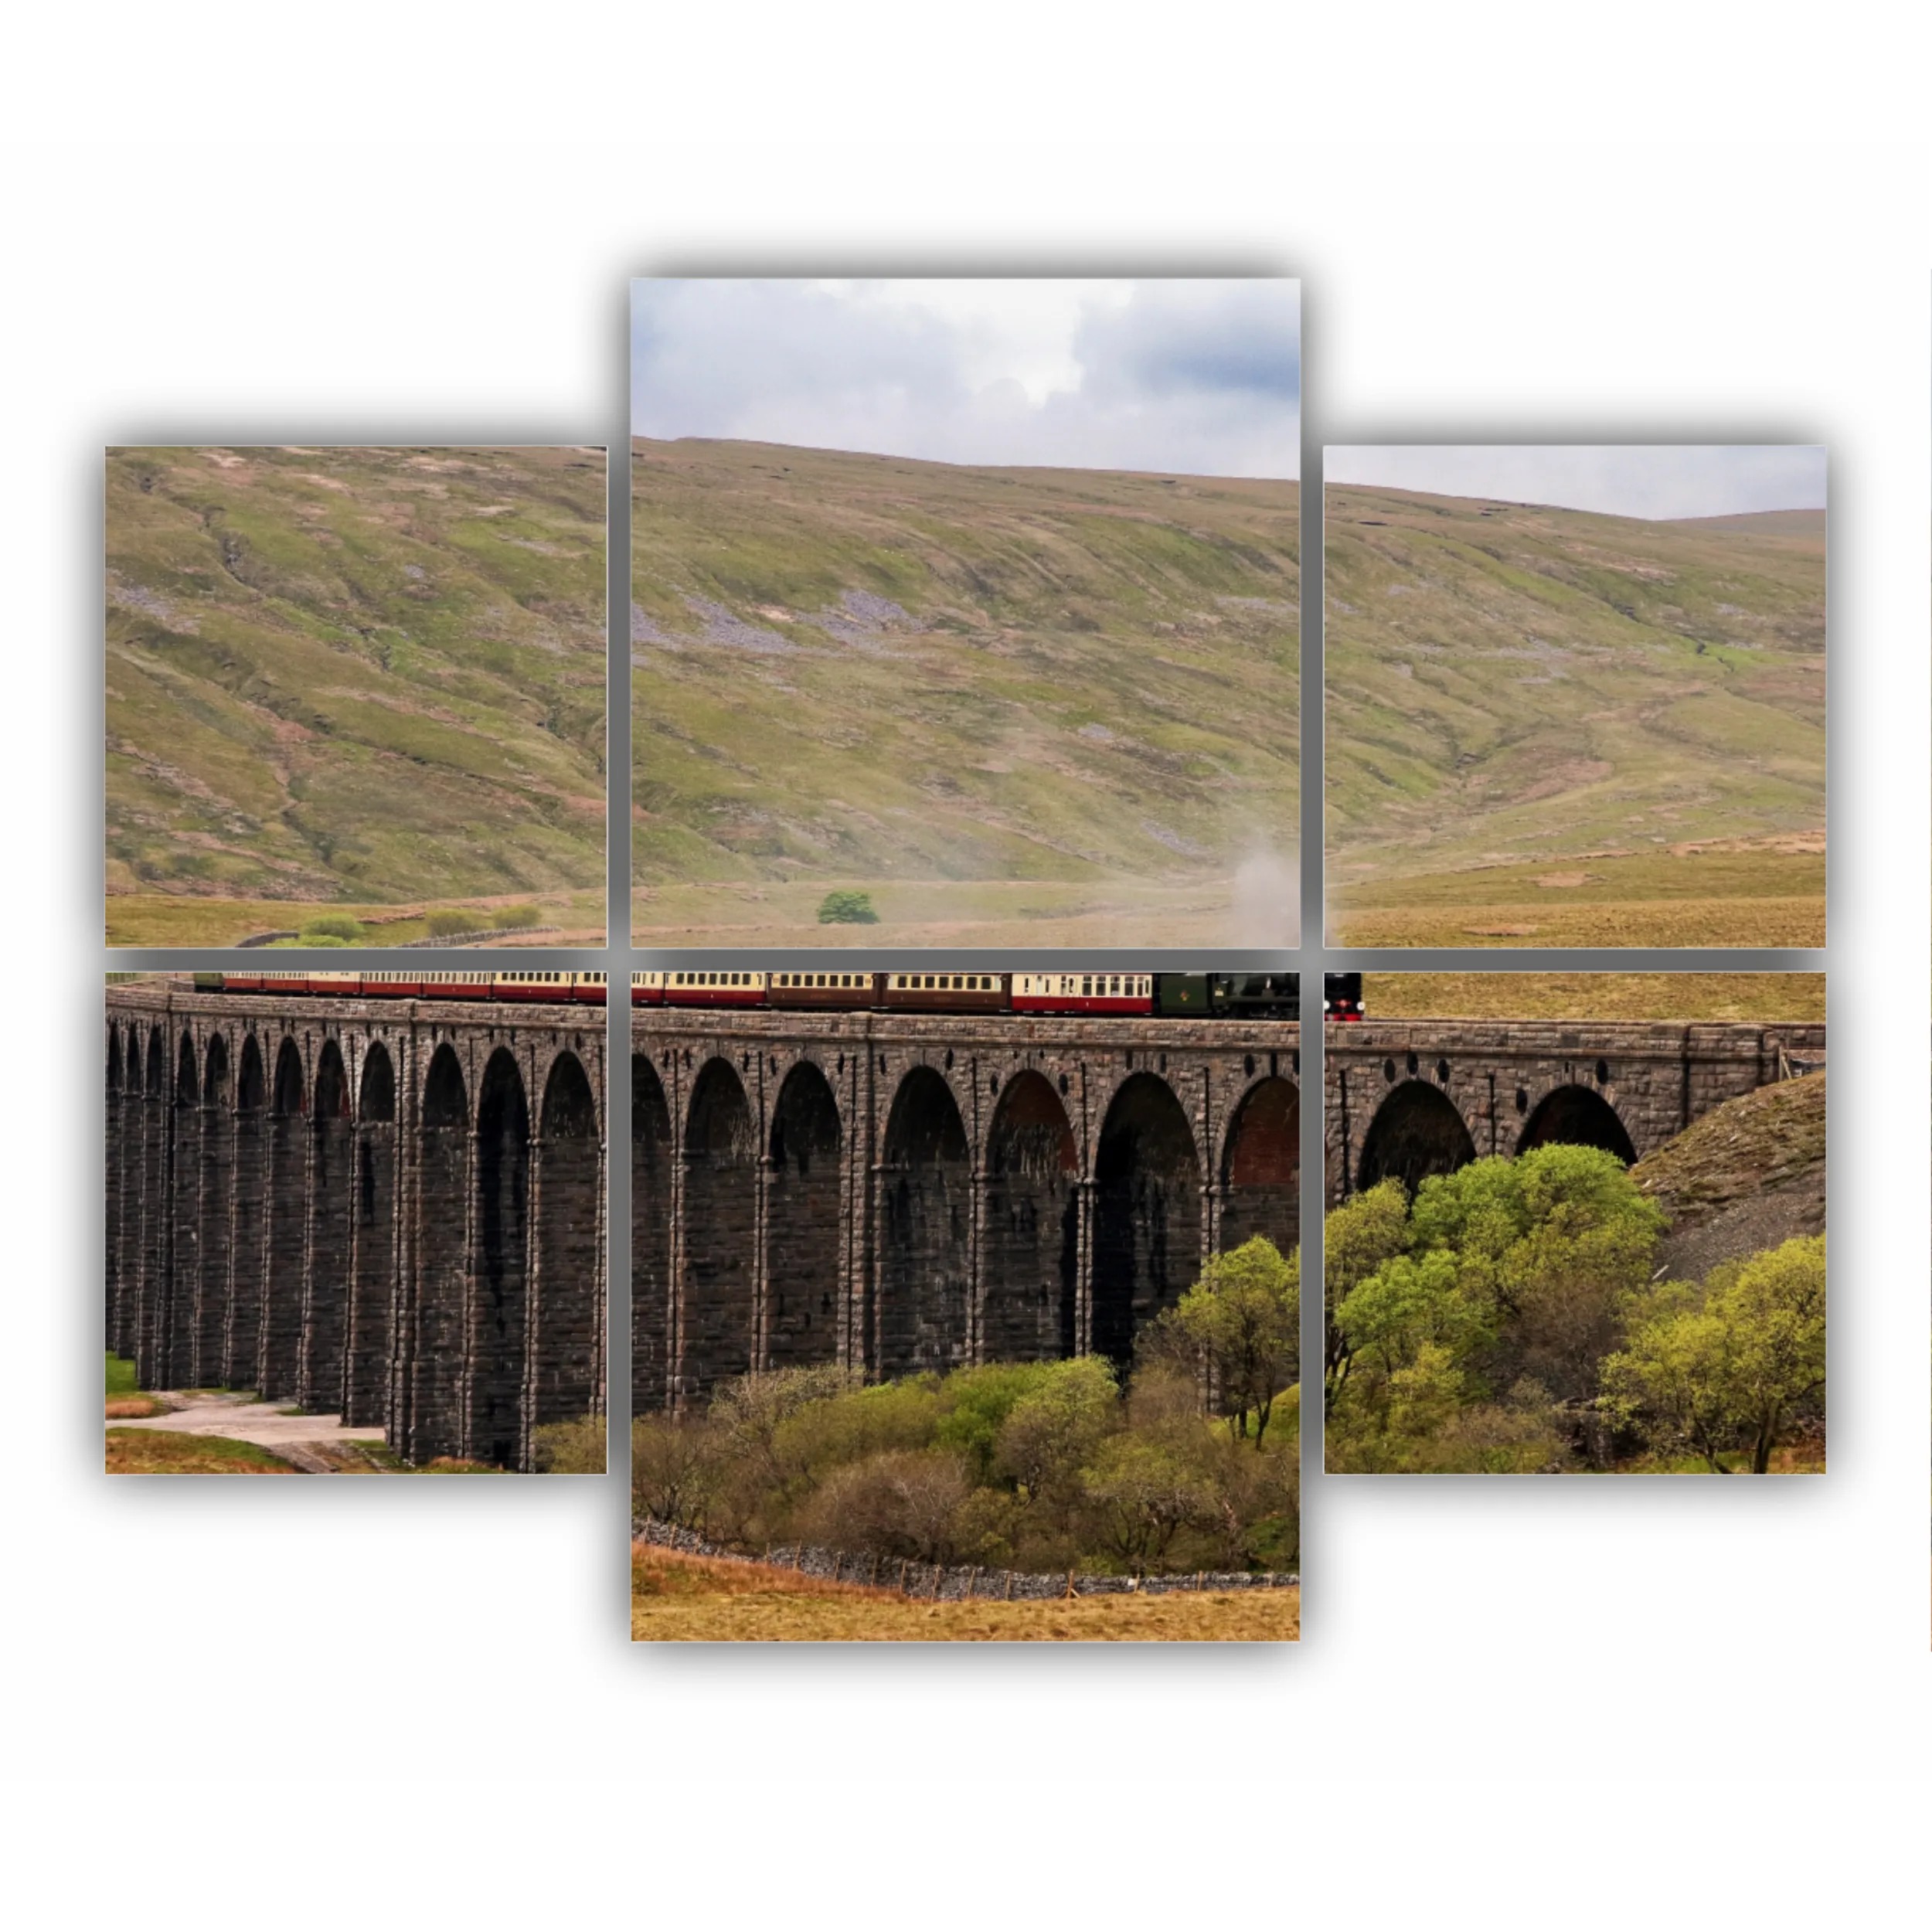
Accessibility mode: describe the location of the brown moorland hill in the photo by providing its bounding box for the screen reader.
[1325,485,1824,946]
[107,445,606,941]
[631,437,1299,946]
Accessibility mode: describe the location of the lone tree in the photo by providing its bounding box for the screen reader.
[816,889,879,925]
[1164,1236,1298,1447]
[1598,1234,1826,1473]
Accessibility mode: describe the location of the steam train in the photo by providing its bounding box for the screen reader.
[190,969,1366,1019]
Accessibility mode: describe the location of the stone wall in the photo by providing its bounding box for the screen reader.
[634,1517,1298,1600]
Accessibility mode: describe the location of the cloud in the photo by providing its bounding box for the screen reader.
[1323,444,1826,519]
[632,278,1300,479]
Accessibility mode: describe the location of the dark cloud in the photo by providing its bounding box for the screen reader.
[1076,281,1301,400]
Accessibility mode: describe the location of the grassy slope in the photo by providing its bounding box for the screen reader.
[105,1429,295,1474]
[631,1545,1298,1641]
[1324,487,1824,944]
[632,438,1298,944]
[1632,1070,1826,1227]
[107,446,606,936]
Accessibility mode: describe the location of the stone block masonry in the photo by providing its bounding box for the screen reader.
[632,1008,1304,1413]
[105,986,607,1472]
[1324,1017,1825,1205]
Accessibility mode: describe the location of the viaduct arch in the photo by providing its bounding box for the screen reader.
[1325,1019,1824,1205]
[631,1008,1304,1413]
[105,985,607,1471]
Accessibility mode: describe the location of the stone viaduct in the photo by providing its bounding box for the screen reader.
[632,1009,1303,1413]
[105,984,607,1471]
[1325,1018,1825,1204]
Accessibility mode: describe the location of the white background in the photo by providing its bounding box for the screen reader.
[3,15,1930,1922]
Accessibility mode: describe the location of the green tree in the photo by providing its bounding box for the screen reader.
[1405,1145,1665,1406]
[817,889,879,924]
[1600,1235,1825,1473]
[1326,1146,1665,1471]
[1080,1437,1216,1570]
[1322,1180,1411,1403]
[1165,1236,1298,1447]
[995,1356,1117,1511]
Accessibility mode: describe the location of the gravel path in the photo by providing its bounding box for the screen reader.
[107,1388,386,1457]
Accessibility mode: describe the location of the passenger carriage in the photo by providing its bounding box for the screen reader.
[414,968,496,1001]
[879,971,1008,1015]
[360,970,423,998]
[767,968,878,1010]
[494,970,579,1002]
[1012,971,1153,1015]
[664,969,768,1007]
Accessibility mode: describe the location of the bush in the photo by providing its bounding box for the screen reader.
[498,904,543,929]
[1600,1234,1826,1472]
[269,934,349,947]
[633,1415,723,1530]
[424,908,476,937]
[816,889,879,925]
[672,1346,1301,1578]
[532,1414,607,1473]
[799,1448,974,1563]
[299,913,364,941]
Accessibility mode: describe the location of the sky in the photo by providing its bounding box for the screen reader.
[631,279,1301,478]
[1323,444,1827,519]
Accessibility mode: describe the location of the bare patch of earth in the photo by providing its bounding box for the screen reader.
[105,1388,384,1473]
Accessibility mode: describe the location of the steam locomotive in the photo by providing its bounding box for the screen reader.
[191,969,1365,1020]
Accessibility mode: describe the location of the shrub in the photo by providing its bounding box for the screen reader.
[532,1414,607,1473]
[498,904,543,929]
[799,1448,974,1564]
[816,889,879,925]
[299,913,363,941]
[1599,1234,1826,1473]
[425,908,476,937]
[633,1416,723,1529]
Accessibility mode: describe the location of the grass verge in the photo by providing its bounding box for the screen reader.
[106,1429,296,1474]
[105,1352,167,1418]
[107,888,605,949]
[631,1544,1299,1642]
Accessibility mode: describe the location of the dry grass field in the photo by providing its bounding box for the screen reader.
[105,1428,295,1474]
[633,872,1296,948]
[1328,843,1823,949]
[109,886,606,949]
[1359,971,1825,1023]
[631,1544,1299,1642]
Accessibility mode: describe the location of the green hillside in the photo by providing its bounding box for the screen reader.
[631,438,1298,947]
[107,446,607,944]
[1324,486,1825,946]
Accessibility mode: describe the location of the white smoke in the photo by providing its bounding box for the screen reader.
[1230,845,1299,948]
